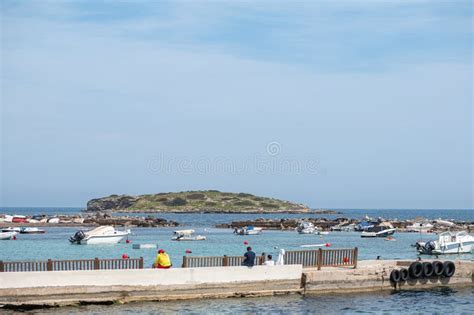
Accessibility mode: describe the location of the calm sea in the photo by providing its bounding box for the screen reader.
[3,287,473,314]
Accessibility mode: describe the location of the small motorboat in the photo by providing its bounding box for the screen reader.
[20,227,46,234]
[406,222,434,233]
[416,231,474,255]
[234,226,263,235]
[171,229,206,241]
[1,227,21,233]
[361,227,396,238]
[296,222,328,235]
[12,215,27,223]
[69,226,131,245]
[296,221,316,234]
[0,231,18,240]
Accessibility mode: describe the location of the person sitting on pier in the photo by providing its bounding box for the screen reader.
[153,249,172,269]
[242,246,256,267]
[264,254,275,266]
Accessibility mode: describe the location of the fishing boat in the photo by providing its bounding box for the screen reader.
[20,227,46,234]
[361,226,396,238]
[0,231,17,240]
[416,231,474,255]
[234,226,263,235]
[171,229,206,241]
[69,226,131,245]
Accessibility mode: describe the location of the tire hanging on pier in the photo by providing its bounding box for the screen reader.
[432,261,444,276]
[422,262,434,278]
[443,261,455,277]
[399,268,409,282]
[409,262,423,279]
[390,269,401,283]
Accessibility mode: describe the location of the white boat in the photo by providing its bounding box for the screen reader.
[69,226,131,245]
[234,226,263,235]
[0,231,17,240]
[20,227,46,234]
[406,222,434,233]
[297,222,316,234]
[434,219,455,227]
[361,227,396,238]
[416,231,474,255]
[1,227,21,233]
[296,222,328,235]
[171,229,206,241]
[48,217,60,224]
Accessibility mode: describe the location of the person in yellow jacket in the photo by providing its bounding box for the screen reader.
[154,249,172,269]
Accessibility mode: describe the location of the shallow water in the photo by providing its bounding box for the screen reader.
[5,287,473,314]
[1,227,472,266]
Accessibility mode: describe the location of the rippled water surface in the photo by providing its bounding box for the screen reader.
[6,287,473,314]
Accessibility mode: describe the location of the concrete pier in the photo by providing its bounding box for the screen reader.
[0,265,303,307]
[0,260,472,308]
[303,260,473,294]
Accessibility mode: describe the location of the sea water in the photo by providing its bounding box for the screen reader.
[2,287,473,314]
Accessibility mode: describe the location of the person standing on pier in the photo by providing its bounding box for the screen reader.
[242,246,256,267]
[154,249,172,269]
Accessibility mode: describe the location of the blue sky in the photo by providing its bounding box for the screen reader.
[1,0,472,209]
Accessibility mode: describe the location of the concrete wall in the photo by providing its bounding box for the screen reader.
[303,260,474,294]
[0,265,303,307]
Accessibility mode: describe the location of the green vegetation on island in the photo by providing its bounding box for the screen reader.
[86,190,310,213]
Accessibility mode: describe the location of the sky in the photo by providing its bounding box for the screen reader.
[0,0,472,209]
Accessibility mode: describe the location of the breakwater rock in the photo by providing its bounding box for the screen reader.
[215,217,350,230]
[216,217,474,233]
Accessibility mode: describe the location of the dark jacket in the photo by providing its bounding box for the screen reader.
[242,250,256,267]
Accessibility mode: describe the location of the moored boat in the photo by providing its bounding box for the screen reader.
[296,221,316,234]
[406,222,434,233]
[0,231,18,240]
[1,227,21,233]
[296,221,329,235]
[69,226,131,245]
[171,229,206,241]
[361,227,396,238]
[234,226,263,235]
[20,227,46,234]
[416,231,474,255]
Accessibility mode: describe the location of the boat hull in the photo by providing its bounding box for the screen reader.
[0,232,18,240]
[361,229,396,238]
[79,234,127,245]
[418,242,474,255]
[172,236,206,241]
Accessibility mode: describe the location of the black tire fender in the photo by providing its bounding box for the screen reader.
[399,268,409,281]
[409,262,423,278]
[422,262,434,277]
[390,269,401,283]
[432,261,444,276]
[443,261,455,277]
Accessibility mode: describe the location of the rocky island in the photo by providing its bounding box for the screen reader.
[85,190,310,213]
